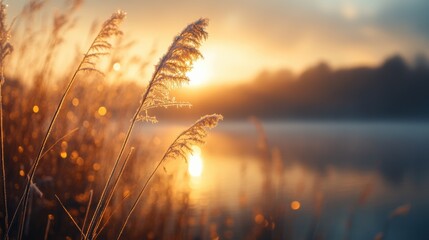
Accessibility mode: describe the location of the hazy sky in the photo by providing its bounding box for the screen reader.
[6,0,429,86]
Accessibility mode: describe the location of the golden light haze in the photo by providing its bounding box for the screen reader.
[188,146,203,177]
[7,0,429,86]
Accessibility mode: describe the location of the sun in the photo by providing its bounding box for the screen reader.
[188,146,203,177]
[187,59,212,87]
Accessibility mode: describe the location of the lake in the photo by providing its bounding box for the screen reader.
[133,121,429,240]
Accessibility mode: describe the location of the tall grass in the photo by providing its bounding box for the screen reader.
[0,1,13,238]
[13,10,126,240]
[117,114,222,239]
[0,2,221,239]
[85,18,210,239]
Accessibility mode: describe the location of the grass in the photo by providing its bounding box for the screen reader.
[15,10,126,240]
[0,2,13,238]
[0,1,222,239]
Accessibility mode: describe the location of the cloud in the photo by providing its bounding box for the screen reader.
[7,0,429,82]
[376,0,429,39]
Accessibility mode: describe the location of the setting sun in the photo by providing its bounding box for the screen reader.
[187,59,211,87]
[188,146,203,177]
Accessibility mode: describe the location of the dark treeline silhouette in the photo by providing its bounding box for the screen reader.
[168,54,429,120]
[6,55,429,121]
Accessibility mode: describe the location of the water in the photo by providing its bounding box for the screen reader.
[166,121,429,240]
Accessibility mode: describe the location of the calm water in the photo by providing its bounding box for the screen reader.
[142,121,429,240]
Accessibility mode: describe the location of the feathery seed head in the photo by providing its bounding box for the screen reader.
[162,114,222,162]
[0,2,10,42]
[390,204,411,218]
[23,0,46,15]
[99,10,126,38]
[80,10,126,74]
[68,0,83,11]
[155,18,208,82]
[0,1,12,68]
[138,18,209,122]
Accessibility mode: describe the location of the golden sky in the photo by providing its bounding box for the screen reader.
[7,0,429,86]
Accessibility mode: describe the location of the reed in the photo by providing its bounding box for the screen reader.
[1,2,223,238]
[92,147,135,235]
[43,214,54,240]
[0,1,12,238]
[85,18,210,239]
[117,114,223,239]
[12,10,125,240]
[375,204,411,240]
[81,190,94,240]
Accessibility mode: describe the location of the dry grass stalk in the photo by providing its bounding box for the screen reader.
[81,190,94,240]
[93,147,135,234]
[374,203,411,240]
[6,127,80,236]
[43,214,54,240]
[13,10,125,240]
[55,195,87,238]
[85,18,209,239]
[94,189,132,239]
[0,1,12,238]
[116,114,223,239]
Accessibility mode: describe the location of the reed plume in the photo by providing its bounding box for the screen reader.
[162,114,222,161]
[117,114,223,239]
[80,10,125,74]
[12,10,125,240]
[138,18,209,122]
[37,0,83,85]
[0,1,12,238]
[85,18,209,239]
[389,204,411,218]
[374,204,411,240]
[22,0,46,15]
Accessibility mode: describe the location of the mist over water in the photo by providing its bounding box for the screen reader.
[172,120,429,240]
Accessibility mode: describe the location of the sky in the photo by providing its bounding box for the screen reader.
[6,0,429,86]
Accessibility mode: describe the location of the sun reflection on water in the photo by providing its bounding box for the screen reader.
[188,146,204,177]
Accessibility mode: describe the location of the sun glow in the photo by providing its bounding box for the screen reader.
[187,59,212,87]
[188,146,203,177]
